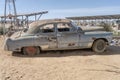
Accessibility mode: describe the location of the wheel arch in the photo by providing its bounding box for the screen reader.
[21,46,42,53]
[92,38,108,47]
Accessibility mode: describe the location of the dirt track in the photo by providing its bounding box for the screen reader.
[0,37,120,80]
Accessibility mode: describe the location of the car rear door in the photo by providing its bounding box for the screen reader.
[35,23,57,49]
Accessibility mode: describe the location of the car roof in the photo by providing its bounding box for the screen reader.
[29,19,71,28]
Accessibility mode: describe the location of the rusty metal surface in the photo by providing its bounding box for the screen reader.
[4,19,113,52]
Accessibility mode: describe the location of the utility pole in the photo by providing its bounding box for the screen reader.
[4,0,17,29]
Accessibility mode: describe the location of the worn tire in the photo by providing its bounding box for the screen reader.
[92,39,107,53]
[23,46,40,56]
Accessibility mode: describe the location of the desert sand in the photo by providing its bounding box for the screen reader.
[0,37,120,80]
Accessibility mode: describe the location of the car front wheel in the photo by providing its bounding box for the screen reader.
[23,46,40,56]
[92,39,107,53]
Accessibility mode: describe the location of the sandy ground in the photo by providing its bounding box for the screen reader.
[0,37,120,80]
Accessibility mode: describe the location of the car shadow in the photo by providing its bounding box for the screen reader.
[12,46,120,58]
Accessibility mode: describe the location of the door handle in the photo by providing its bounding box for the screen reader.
[57,34,62,37]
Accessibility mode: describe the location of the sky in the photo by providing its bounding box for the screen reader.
[0,0,120,19]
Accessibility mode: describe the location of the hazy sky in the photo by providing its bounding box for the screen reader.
[0,0,120,19]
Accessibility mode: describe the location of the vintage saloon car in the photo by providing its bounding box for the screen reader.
[4,19,113,55]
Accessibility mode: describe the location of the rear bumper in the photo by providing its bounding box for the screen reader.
[4,38,11,51]
[4,38,14,51]
[4,43,8,51]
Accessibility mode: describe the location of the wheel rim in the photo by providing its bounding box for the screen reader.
[25,47,37,55]
[92,40,107,53]
[97,42,105,50]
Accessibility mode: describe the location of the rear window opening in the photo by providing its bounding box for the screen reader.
[58,28,70,32]
[42,29,54,33]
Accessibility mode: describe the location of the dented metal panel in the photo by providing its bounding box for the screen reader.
[4,19,113,52]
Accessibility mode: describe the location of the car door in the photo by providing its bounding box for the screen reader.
[35,23,57,49]
[57,23,79,49]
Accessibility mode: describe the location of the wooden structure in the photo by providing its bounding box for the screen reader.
[1,0,48,28]
[0,11,48,28]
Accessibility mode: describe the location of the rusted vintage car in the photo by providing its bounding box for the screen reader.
[4,19,113,55]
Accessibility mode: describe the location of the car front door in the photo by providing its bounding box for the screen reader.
[57,23,79,49]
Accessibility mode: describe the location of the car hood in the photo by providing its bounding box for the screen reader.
[85,31,113,35]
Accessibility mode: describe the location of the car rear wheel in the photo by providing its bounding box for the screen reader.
[92,39,107,53]
[23,46,40,56]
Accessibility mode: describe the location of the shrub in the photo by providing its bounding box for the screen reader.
[99,22,113,32]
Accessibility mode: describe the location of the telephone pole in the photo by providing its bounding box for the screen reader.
[4,0,17,26]
[3,0,17,36]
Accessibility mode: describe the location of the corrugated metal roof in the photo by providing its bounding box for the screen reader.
[66,14,120,20]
